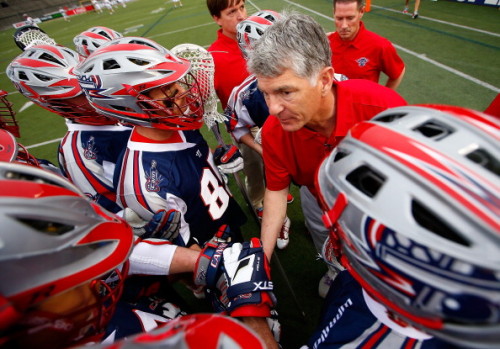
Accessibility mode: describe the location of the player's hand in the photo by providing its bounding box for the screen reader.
[194,238,276,317]
[124,208,181,241]
[213,144,244,174]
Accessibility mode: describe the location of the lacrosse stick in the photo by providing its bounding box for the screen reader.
[171,43,256,214]
[0,90,20,138]
[13,26,57,51]
[171,43,307,319]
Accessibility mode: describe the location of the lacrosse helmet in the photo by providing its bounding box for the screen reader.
[317,105,500,348]
[73,26,123,57]
[6,45,116,125]
[0,162,134,348]
[0,90,20,137]
[74,40,204,130]
[0,129,40,167]
[82,314,265,349]
[236,10,281,58]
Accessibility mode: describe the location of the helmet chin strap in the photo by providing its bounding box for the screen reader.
[362,289,432,340]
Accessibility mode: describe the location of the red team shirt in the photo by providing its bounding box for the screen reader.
[262,79,407,198]
[208,29,250,109]
[327,22,405,83]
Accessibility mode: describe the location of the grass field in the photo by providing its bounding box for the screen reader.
[0,0,498,348]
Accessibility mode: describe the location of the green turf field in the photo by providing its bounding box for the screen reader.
[0,0,498,348]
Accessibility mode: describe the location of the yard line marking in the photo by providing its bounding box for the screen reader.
[149,22,214,39]
[281,0,499,92]
[26,138,63,149]
[373,5,500,38]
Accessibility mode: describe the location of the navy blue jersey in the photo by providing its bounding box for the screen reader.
[224,74,269,142]
[307,271,459,349]
[58,122,131,213]
[115,129,246,246]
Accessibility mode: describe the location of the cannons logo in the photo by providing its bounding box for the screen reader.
[145,160,163,192]
[78,74,110,99]
[356,57,369,67]
[83,136,97,160]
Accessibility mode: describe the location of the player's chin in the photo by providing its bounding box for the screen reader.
[279,119,302,132]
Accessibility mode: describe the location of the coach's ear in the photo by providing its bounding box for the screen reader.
[319,66,335,97]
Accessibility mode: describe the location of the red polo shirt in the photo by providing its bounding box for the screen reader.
[261,79,407,198]
[327,22,405,83]
[208,29,250,109]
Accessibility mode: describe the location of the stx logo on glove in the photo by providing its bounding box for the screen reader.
[253,281,273,291]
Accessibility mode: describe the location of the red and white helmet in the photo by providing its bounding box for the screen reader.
[74,40,204,130]
[0,90,20,138]
[236,10,281,58]
[80,314,265,349]
[73,26,123,57]
[6,45,115,125]
[317,105,500,347]
[0,162,134,348]
[0,129,39,167]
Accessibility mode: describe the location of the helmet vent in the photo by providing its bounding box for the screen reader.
[465,148,499,176]
[18,71,29,81]
[128,58,150,66]
[346,165,385,198]
[413,120,454,140]
[82,39,88,45]
[99,31,112,40]
[333,150,349,162]
[103,59,120,70]
[412,200,470,246]
[34,73,52,82]
[39,52,63,66]
[16,217,73,236]
[372,112,407,123]
[84,65,94,73]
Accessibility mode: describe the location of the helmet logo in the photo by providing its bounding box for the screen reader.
[78,75,110,99]
[145,160,163,192]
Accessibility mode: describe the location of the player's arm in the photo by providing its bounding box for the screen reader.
[261,187,288,259]
[239,132,263,155]
[240,317,279,349]
[385,66,405,90]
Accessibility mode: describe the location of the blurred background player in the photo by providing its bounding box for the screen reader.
[75,38,247,249]
[0,162,278,348]
[311,104,500,348]
[226,10,293,249]
[73,26,123,57]
[172,0,183,9]
[328,0,405,90]
[247,11,406,298]
[206,0,248,110]
[403,0,421,19]
[6,44,131,214]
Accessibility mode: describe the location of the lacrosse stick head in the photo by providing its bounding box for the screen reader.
[171,43,226,128]
[0,90,20,138]
[13,26,57,51]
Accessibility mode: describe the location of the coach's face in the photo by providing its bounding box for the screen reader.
[257,67,334,133]
[214,0,247,40]
[334,1,364,41]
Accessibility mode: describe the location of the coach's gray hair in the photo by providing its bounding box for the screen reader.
[247,11,331,84]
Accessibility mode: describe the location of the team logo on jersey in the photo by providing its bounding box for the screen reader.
[78,74,110,99]
[356,57,369,67]
[145,160,163,192]
[83,136,97,160]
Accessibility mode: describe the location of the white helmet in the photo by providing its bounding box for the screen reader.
[73,26,123,57]
[317,105,500,348]
[75,39,204,130]
[236,10,281,58]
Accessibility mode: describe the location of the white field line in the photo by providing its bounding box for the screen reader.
[282,0,499,93]
[26,138,63,149]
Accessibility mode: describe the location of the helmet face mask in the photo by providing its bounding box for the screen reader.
[316,105,500,347]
